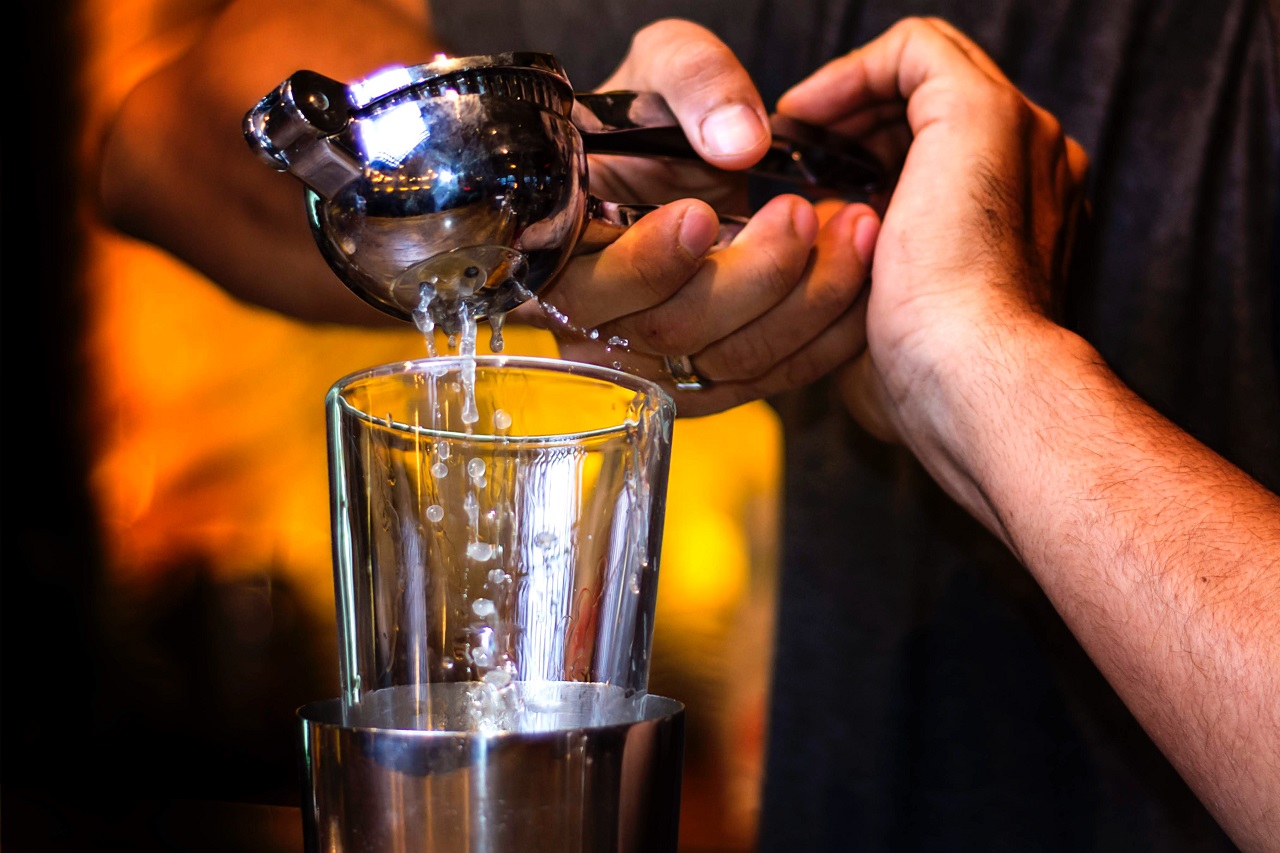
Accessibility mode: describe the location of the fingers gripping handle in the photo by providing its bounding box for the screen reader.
[573,92,887,199]
[574,198,747,256]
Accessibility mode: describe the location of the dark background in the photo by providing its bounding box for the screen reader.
[3,8,308,847]
[0,1,247,848]
[3,0,99,795]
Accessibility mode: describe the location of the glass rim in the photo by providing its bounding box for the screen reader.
[327,355,675,444]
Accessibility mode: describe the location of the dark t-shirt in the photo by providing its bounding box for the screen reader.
[436,2,1279,849]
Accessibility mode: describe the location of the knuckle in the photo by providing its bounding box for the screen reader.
[629,20,672,53]
[632,20,727,80]
[749,245,800,304]
[895,16,933,33]
[633,17,707,46]
[636,310,700,354]
[715,333,782,380]
[990,85,1033,129]
[807,267,860,316]
[616,238,693,307]
[1032,107,1074,162]
[1066,137,1091,172]
[1044,111,1065,141]
[677,48,743,103]
[778,349,831,389]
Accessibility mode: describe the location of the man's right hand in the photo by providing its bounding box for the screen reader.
[541,19,880,417]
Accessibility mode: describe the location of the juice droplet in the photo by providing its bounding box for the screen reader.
[467,542,496,561]
[488,312,507,353]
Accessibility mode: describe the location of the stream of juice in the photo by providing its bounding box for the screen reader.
[396,282,656,732]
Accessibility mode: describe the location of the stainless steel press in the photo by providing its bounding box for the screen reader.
[245,52,886,333]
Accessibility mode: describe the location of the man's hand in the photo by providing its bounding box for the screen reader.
[532,19,879,417]
[778,17,1089,491]
[777,21,1280,851]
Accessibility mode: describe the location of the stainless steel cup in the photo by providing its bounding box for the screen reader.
[299,683,685,852]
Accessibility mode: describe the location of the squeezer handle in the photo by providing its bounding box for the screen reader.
[575,198,746,256]
[572,91,887,199]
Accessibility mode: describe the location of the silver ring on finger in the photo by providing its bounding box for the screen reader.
[663,354,711,391]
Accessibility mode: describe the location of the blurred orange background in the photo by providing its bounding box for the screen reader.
[73,2,782,850]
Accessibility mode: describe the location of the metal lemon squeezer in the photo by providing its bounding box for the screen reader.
[244,51,886,335]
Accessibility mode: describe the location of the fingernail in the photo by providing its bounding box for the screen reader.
[852,210,880,266]
[679,207,719,258]
[699,104,768,157]
[791,199,819,242]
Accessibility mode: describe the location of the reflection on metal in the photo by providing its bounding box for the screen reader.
[300,683,685,853]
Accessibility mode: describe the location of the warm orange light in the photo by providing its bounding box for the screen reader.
[78,2,781,845]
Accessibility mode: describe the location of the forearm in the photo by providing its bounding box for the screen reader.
[96,0,441,324]
[924,319,1280,851]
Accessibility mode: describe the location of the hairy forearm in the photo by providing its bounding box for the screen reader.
[922,319,1280,850]
[96,0,441,323]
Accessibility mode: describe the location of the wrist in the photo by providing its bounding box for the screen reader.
[886,310,1101,548]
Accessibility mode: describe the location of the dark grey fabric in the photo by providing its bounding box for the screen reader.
[435,3,1277,849]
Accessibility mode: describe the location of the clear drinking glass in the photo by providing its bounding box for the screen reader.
[325,354,675,730]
